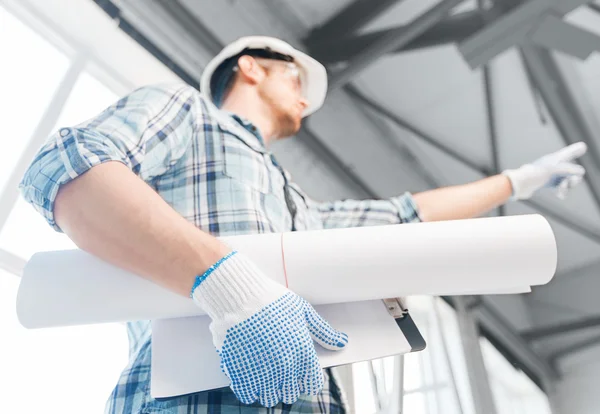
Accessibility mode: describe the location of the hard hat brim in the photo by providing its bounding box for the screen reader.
[200,36,327,117]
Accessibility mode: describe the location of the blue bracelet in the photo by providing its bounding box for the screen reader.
[190,251,238,298]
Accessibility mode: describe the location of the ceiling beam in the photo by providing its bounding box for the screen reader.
[590,3,600,15]
[521,314,600,341]
[295,128,377,198]
[529,13,600,60]
[549,332,600,362]
[304,0,400,48]
[458,0,592,68]
[328,0,466,90]
[474,297,560,380]
[310,9,488,64]
[480,30,504,215]
[152,0,222,56]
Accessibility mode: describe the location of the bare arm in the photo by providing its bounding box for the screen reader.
[19,85,231,297]
[54,161,230,297]
[412,175,512,222]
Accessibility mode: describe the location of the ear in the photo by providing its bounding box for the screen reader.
[236,55,265,86]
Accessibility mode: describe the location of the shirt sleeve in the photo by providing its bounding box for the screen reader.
[308,192,422,229]
[18,83,204,231]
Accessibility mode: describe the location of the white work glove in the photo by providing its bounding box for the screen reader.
[502,142,587,200]
[191,251,349,407]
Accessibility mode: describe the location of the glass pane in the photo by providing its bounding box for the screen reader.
[0,6,70,194]
[403,392,428,414]
[0,268,128,412]
[435,299,477,414]
[352,361,378,414]
[0,197,76,260]
[52,71,119,131]
[402,296,477,414]
[0,71,120,260]
[481,337,553,414]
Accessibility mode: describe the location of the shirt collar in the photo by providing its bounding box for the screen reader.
[225,112,266,147]
[210,108,267,153]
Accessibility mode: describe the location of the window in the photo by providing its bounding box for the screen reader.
[402,296,476,414]
[481,337,553,414]
[0,4,160,412]
[0,7,70,195]
[0,268,129,412]
[0,70,120,260]
[350,297,476,414]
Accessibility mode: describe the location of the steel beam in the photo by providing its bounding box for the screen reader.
[521,315,600,341]
[0,248,26,277]
[152,0,222,56]
[455,297,499,414]
[520,45,600,213]
[529,13,600,60]
[295,128,377,198]
[549,332,600,362]
[310,9,488,64]
[328,0,466,90]
[590,3,600,15]
[481,56,504,216]
[0,54,86,231]
[473,298,560,381]
[304,0,400,47]
[458,0,591,68]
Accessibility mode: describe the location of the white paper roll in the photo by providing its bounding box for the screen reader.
[283,214,556,304]
[16,214,556,328]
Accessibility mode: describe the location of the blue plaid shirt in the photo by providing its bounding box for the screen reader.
[19,83,421,414]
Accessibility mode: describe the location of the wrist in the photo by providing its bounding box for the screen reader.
[191,252,284,320]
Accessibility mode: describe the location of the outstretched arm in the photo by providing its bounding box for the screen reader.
[413,142,587,222]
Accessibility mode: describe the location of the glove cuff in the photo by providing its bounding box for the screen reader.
[191,252,285,322]
[501,169,522,200]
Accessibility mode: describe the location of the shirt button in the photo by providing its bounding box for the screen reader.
[60,129,69,137]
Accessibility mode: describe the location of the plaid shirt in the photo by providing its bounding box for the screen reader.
[19,83,421,414]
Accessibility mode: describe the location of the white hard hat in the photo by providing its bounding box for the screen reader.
[200,36,328,117]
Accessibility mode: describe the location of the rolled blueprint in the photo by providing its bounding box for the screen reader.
[17,214,557,328]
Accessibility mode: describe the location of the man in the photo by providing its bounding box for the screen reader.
[19,36,586,413]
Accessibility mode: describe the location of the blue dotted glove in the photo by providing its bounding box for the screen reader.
[191,251,349,407]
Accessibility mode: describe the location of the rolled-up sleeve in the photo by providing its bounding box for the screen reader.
[18,83,202,231]
[309,192,422,229]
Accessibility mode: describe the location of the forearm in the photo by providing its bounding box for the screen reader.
[412,174,512,222]
[54,161,230,297]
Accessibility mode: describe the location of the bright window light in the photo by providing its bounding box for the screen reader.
[481,337,553,414]
[0,269,129,412]
[0,65,119,260]
[0,6,70,195]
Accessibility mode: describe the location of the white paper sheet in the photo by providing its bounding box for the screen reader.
[17,214,557,328]
[151,300,412,398]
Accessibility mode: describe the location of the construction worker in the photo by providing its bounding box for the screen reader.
[19,36,586,413]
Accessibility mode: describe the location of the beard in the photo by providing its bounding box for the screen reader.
[274,108,301,138]
[259,87,302,139]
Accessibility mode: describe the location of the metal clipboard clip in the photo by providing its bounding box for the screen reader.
[383,297,427,352]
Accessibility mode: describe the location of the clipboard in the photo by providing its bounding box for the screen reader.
[151,298,426,398]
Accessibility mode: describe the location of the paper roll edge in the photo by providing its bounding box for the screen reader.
[530,213,558,286]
